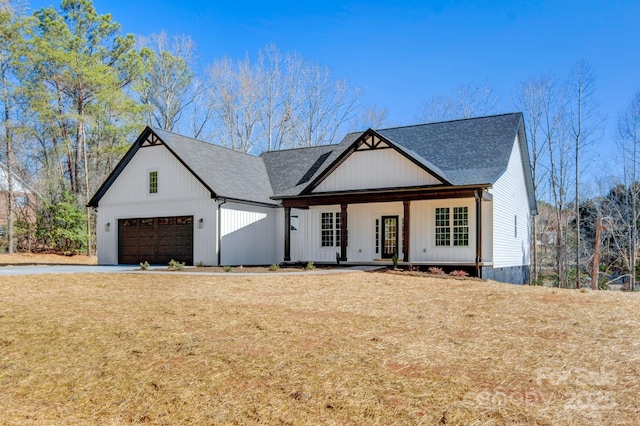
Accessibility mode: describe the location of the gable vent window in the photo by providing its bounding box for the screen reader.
[149,171,158,194]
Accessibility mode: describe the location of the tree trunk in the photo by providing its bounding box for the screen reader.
[2,67,14,254]
[591,215,601,290]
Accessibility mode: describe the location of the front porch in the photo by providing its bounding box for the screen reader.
[280,186,493,278]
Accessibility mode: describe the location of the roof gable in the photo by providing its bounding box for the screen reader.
[311,133,445,193]
[376,113,523,186]
[299,129,451,196]
[89,127,277,207]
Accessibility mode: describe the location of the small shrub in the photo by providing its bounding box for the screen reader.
[305,261,315,270]
[195,261,205,267]
[168,259,185,271]
[222,265,232,272]
[449,270,469,277]
[391,254,399,270]
[428,267,445,275]
[407,264,419,272]
[139,261,150,271]
[269,264,280,272]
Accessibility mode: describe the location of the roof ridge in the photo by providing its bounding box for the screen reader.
[376,112,521,131]
[261,140,351,154]
[150,126,262,159]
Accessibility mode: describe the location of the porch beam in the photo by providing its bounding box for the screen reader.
[281,187,483,208]
[403,200,410,262]
[340,203,348,261]
[284,206,291,261]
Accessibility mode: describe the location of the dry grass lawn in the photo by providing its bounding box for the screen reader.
[0,271,639,425]
[0,253,97,266]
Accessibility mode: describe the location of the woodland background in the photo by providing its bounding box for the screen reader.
[1,0,639,289]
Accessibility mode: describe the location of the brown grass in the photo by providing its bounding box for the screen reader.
[0,272,638,425]
[0,253,97,266]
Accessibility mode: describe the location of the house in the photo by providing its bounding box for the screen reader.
[88,112,537,284]
[0,162,38,243]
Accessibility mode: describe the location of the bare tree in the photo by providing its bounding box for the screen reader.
[289,59,360,147]
[354,104,389,130]
[137,32,204,134]
[418,81,499,123]
[516,75,554,284]
[204,45,361,153]
[615,90,640,290]
[565,59,602,288]
[207,56,262,153]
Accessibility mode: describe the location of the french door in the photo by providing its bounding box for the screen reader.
[381,216,398,259]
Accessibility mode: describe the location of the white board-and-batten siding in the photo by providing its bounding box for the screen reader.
[489,136,531,268]
[314,148,441,193]
[219,202,282,266]
[290,199,481,264]
[96,144,217,265]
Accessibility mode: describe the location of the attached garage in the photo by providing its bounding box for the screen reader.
[118,216,193,265]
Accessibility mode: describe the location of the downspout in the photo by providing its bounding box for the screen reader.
[475,189,483,278]
[217,198,227,266]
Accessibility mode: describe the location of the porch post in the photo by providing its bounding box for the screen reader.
[403,200,410,262]
[284,206,291,262]
[475,190,482,278]
[340,203,348,261]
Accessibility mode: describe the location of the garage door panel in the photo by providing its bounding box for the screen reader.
[118,216,193,265]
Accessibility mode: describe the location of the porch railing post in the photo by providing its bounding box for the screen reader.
[340,203,348,261]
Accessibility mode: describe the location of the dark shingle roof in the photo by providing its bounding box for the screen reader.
[151,128,276,205]
[376,113,523,186]
[260,132,361,197]
[90,113,534,212]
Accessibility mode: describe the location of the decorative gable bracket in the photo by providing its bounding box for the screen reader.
[141,132,163,147]
[355,134,390,151]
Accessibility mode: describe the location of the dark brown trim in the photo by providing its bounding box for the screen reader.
[403,200,410,262]
[281,186,488,208]
[340,203,348,261]
[475,189,483,278]
[284,207,291,261]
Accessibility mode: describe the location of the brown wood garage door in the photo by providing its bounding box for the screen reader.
[118,216,193,265]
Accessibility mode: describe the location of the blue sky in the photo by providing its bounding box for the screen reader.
[27,0,640,162]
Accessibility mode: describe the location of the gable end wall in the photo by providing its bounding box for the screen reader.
[490,135,531,271]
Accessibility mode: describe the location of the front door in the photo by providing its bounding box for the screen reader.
[381,216,398,259]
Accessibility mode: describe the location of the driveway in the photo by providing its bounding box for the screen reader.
[0,265,383,276]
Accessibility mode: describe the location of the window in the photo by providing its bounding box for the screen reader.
[453,207,469,246]
[435,206,469,247]
[321,212,343,247]
[435,207,450,246]
[290,215,299,231]
[149,171,158,194]
[321,212,334,247]
[375,219,380,254]
[14,195,29,208]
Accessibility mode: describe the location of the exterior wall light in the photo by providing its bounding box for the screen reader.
[198,218,204,228]
[105,222,111,232]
